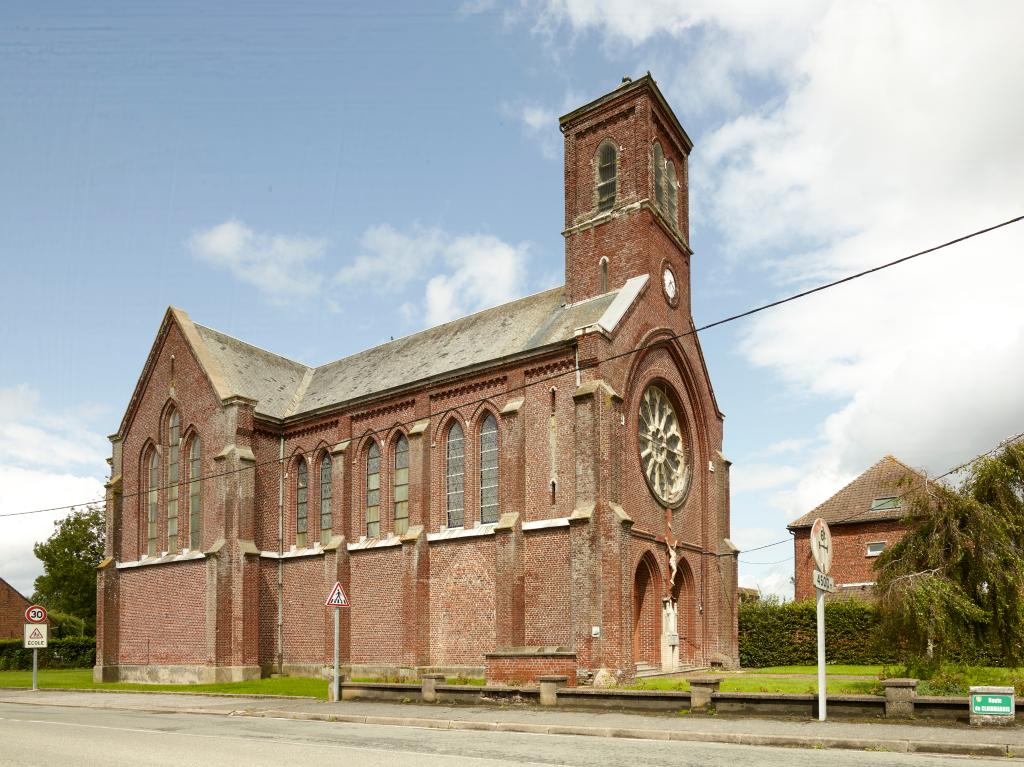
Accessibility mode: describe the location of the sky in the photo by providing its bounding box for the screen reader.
[2,0,1023,600]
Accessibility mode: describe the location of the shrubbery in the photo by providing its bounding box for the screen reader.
[0,638,95,671]
[739,598,900,667]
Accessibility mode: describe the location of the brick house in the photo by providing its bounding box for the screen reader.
[789,456,925,601]
[0,577,31,639]
[95,74,738,685]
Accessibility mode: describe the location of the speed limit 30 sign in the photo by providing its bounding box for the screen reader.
[25,604,47,624]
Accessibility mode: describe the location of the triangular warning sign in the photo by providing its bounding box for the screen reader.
[29,628,43,639]
[325,581,350,607]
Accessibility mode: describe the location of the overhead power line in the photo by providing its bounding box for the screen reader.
[1,214,1022,521]
[739,429,1024,557]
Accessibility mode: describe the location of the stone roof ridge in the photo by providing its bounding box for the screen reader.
[284,367,316,419]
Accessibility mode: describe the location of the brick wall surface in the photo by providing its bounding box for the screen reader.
[0,580,30,640]
[793,520,907,601]
[484,654,577,686]
[429,538,496,665]
[100,76,737,681]
[118,561,206,665]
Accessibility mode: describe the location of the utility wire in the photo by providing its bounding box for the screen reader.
[1,214,1022,521]
[739,429,1024,557]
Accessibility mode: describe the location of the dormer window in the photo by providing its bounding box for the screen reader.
[870,496,900,511]
[596,141,617,213]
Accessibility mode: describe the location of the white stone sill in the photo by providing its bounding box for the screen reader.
[117,550,205,569]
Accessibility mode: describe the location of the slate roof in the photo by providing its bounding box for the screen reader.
[189,286,619,421]
[787,455,927,530]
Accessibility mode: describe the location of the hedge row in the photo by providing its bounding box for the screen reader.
[0,638,96,671]
[739,599,900,667]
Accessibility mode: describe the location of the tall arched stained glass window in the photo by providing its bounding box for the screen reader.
[479,414,499,524]
[393,435,409,536]
[320,454,332,546]
[446,422,465,528]
[167,411,180,547]
[296,457,308,548]
[366,442,381,538]
[189,437,201,550]
[147,450,158,556]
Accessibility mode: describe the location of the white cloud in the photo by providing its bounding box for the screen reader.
[701,2,1024,483]
[424,235,531,326]
[335,225,444,289]
[189,219,327,304]
[335,225,534,328]
[731,462,800,494]
[0,386,107,596]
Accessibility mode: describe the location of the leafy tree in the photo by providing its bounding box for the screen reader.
[875,442,1024,665]
[32,505,105,636]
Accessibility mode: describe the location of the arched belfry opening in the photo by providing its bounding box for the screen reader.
[632,553,662,667]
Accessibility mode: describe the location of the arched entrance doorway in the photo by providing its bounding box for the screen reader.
[670,555,697,665]
[632,554,662,666]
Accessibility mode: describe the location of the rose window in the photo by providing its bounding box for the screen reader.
[638,384,690,506]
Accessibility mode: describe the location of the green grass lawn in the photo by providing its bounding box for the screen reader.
[0,669,329,699]
[0,669,485,698]
[628,676,880,695]
[744,665,884,676]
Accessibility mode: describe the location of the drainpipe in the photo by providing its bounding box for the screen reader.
[277,436,284,675]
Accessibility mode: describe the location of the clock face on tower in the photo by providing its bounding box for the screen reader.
[662,266,677,304]
[638,384,691,507]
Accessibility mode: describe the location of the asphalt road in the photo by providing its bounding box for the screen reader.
[0,703,1008,767]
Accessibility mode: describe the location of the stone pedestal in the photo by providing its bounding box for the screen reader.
[970,686,1016,726]
[421,673,445,703]
[882,678,918,718]
[689,676,722,712]
[660,599,679,673]
[539,675,568,706]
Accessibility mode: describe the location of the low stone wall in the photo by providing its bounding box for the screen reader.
[333,676,1018,723]
[484,650,576,686]
[339,681,539,705]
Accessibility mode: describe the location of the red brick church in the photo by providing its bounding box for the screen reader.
[95,75,738,685]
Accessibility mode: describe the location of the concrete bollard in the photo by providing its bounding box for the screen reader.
[538,675,569,706]
[882,678,918,718]
[688,676,722,712]
[421,673,445,703]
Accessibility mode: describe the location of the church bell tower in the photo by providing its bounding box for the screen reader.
[559,75,694,311]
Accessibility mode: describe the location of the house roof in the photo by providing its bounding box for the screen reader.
[787,455,927,530]
[184,282,629,422]
[0,576,30,605]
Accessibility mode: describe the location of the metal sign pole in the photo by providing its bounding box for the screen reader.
[32,648,38,692]
[816,585,826,721]
[333,605,340,702]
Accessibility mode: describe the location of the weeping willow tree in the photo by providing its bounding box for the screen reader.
[875,441,1024,665]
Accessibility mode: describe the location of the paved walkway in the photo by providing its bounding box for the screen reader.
[0,688,1021,758]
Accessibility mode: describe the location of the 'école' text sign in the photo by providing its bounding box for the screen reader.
[24,623,48,649]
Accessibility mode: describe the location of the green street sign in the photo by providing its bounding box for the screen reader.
[971,694,1014,716]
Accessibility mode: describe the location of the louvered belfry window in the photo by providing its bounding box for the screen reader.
[596,142,617,212]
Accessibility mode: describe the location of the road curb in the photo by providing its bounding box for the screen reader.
[239,709,1020,757]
